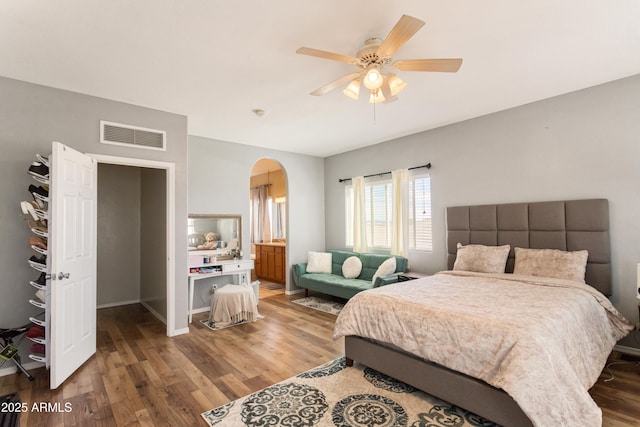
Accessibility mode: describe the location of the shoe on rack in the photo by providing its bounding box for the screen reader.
[29,236,47,250]
[26,324,45,339]
[33,208,47,221]
[28,162,49,180]
[28,184,49,202]
[30,196,46,210]
[28,255,47,274]
[30,246,47,257]
[29,255,46,266]
[29,343,45,355]
[27,218,48,237]
[21,200,47,222]
[29,272,47,290]
[36,153,50,167]
[20,200,39,221]
[35,289,46,303]
[34,272,47,286]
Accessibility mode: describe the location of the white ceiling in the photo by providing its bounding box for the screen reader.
[1,1,639,157]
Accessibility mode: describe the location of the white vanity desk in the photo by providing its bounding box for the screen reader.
[188,253,255,323]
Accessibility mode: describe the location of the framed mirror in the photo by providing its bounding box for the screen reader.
[188,214,242,258]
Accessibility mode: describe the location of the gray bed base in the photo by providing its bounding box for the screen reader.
[343,199,611,427]
[345,336,533,426]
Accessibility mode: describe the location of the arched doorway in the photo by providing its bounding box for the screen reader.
[250,159,287,293]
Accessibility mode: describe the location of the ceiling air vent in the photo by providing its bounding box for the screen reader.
[100,120,166,151]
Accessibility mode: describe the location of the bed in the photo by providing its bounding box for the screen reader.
[334,199,633,427]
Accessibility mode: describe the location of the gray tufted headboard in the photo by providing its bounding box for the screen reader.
[447,199,611,295]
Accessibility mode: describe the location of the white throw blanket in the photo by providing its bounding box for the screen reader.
[209,285,259,327]
[333,271,633,427]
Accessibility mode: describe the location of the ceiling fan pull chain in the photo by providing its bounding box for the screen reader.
[372,99,377,125]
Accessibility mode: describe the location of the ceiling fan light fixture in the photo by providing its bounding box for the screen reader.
[387,74,407,96]
[297,15,462,104]
[369,90,386,104]
[343,78,361,100]
[363,66,383,91]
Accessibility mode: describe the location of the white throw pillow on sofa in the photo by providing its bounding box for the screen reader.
[307,251,332,274]
[371,257,396,285]
[342,256,362,279]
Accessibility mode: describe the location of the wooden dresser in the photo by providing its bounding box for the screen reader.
[254,243,285,284]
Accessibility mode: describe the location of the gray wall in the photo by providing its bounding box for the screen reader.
[140,168,167,318]
[188,136,325,294]
[0,76,189,338]
[325,74,640,329]
[97,164,141,306]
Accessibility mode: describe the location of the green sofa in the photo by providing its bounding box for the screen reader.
[292,250,408,300]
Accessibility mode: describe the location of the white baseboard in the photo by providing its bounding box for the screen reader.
[97,299,141,309]
[140,301,167,325]
[171,327,190,336]
[285,289,304,296]
[0,360,44,378]
[191,307,210,315]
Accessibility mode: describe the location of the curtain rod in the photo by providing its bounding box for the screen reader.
[250,183,272,190]
[338,163,431,183]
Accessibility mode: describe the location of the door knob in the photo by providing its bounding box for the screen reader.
[58,272,70,280]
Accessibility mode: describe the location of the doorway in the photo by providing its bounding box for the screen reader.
[88,153,177,336]
[97,164,166,319]
[250,159,287,292]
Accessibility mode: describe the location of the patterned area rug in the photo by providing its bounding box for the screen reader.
[201,357,500,426]
[200,315,264,331]
[292,296,345,316]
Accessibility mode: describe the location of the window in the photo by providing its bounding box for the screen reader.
[345,173,432,251]
[408,174,432,251]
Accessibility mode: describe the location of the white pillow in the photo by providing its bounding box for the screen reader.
[307,251,332,274]
[371,257,396,285]
[342,256,362,279]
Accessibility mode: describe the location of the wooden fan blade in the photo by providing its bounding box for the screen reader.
[311,72,364,96]
[296,47,360,65]
[392,58,463,72]
[377,15,425,59]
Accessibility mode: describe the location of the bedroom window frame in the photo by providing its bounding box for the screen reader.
[345,172,432,251]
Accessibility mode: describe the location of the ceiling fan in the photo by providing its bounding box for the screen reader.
[296,15,462,104]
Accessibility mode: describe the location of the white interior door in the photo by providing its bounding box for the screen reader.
[49,141,97,389]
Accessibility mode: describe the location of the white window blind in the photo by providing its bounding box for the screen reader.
[408,174,433,251]
[366,182,393,247]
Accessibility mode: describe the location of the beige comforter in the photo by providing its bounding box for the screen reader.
[333,271,633,427]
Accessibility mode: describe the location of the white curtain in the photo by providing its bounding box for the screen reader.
[352,176,369,253]
[391,168,409,256]
[250,185,271,243]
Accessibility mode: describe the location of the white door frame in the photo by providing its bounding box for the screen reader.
[86,153,177,337]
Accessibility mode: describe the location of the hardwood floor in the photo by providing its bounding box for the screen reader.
[592,352,640,426]
[1,282,638,426]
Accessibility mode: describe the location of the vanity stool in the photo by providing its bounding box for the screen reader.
[209,284,259,327]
